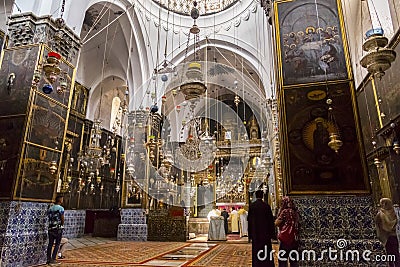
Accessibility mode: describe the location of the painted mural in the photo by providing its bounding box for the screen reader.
[277,0,348,85]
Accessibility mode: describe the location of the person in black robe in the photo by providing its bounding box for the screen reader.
[221,208,229,235]
[248,190,275,267]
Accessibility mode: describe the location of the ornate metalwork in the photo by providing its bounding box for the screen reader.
[180,62,207,100]
[360,28,396,80]
[153,0,238,16]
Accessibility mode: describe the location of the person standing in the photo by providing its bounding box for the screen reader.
[221,208,229,235]
[47,195,65,265]
[248,190,275,267]
[275,197,299,267]
[375,198,400,267]
[230,207,239,234]
[238,207,248,237]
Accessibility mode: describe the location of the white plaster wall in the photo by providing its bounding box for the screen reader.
[0,0,14,32]
[135,0,275,99]
[341,0,399,88]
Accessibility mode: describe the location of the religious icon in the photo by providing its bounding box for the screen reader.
[302,117,337,165]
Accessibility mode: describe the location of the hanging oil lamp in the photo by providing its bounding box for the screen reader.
[360,28,396,80]
[393,141,400,154]
[328,133,343,153]
[49,161,58,174]
[374,157,381,167]
[234,95,240,106]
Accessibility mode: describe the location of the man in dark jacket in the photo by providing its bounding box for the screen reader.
[221,208,229,235]
[248,190,275,267]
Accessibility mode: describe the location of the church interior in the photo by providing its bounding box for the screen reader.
[0,0,400,266]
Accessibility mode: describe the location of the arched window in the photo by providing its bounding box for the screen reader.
[110,96,121,130]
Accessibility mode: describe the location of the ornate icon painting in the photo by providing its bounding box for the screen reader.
[277,0,348,85]
[284,83,368,193]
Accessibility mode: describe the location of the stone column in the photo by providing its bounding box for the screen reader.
[0,13,80,267]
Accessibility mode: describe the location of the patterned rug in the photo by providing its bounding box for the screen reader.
[226,234,243,240]
[61,241,187,265]
[185,244,252,266]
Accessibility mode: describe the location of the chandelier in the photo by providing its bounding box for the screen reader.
[77,120,115,181]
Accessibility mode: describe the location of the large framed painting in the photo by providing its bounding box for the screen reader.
[283,82,369,193]
[276,0,349,86]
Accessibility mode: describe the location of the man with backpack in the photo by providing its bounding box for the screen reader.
[46,195,65,265]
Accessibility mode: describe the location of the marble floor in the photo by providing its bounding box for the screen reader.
[42,235,266,266]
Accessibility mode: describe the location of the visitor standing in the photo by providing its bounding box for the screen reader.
[221,208,229,235]
[248,190,275,267]
[275,196,299,267]
[46,195,65,265]
[375,198,400,267]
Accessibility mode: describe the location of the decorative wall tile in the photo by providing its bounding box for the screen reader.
[117,224,147,241]
[63,210,85,238]
[292,196,376,240]
[120,209,146,224]
[291,196,386,266]
[117,209,147,241]
[0,201,49,267]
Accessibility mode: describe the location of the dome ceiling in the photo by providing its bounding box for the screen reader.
[152,0,239,16]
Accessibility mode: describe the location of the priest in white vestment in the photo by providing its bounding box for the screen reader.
[207,207,226,241]
[238,207,248,237]
[230,207,239,233]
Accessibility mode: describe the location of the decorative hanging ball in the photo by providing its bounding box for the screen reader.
[151,92,156,99]
[172,89,177,96]
[42,84,53,94]
[161,74,168,82]
[176,105,181,112]
[326,98,332,105]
